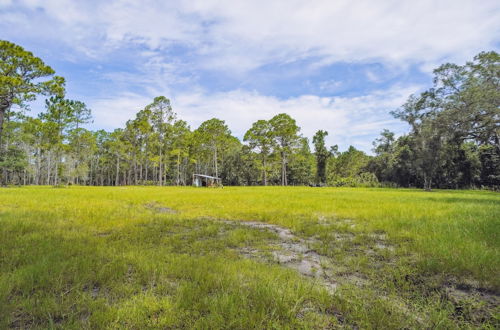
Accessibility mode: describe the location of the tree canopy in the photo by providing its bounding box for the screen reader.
[1,40,498,190]
[0,40,65,144]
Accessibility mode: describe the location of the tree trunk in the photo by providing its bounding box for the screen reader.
[281,152,287,186]
[89,159,93,186]
[115,156,120,186]
[47,152,51,185]
[182,157,187,185]
[159,148,163,186]
[423,173,432,191]
[214,145,218,177]
[263,157,267,186]
[139,161,142,183]
[54,152,60,186]
[134,154,138,185]
[177,153,180,185]
[75,123,80,185]
[0,107,6,149]
[284,161,287,186]
[35,148,41,185]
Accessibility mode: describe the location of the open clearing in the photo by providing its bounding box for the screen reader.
[0,186,499,328]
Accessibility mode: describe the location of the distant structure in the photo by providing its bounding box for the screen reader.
[192,174,222,187]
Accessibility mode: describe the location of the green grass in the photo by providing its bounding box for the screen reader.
[0,186,499,328]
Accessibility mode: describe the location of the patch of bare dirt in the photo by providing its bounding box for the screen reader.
[144,202,178,214]
[442,279,500,324]
[223,220,360,292]
[83,283,102,299]
[316,215,356,229]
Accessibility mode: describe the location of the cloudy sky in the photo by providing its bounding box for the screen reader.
[1,0,499,152]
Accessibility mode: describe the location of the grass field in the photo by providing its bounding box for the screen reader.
[0,186,499,328]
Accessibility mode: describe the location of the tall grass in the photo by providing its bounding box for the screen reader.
[0,186,498,328]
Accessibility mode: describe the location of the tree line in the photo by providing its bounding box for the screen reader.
[1,40,498,189]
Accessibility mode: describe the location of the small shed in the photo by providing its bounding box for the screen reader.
[192,174,222,187]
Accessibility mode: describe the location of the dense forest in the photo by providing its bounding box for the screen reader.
[1,40,499,189]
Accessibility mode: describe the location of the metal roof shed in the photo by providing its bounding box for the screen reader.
[192,174,222,187]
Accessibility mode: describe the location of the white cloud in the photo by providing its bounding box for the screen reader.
[89,93,153,130]
[365,70,382,83]
[319,80,343,92]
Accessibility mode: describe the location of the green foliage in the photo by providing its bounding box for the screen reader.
[313,130,330,184]
[194,118,234,178]
[390,51,500,189]
[269,113,301,185]
[0,145,27,182]
[244,119,274,185]
[327,146,376,187]
[170,120,191,185]
[479,144,500,189]
[0,40,65,145]
[287,137,314,185]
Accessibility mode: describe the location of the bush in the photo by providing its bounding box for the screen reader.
[329,172,380,187]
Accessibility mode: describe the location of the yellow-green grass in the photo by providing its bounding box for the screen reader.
[0,186,498,328]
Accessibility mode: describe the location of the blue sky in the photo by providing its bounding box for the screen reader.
[1,0,499,152]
